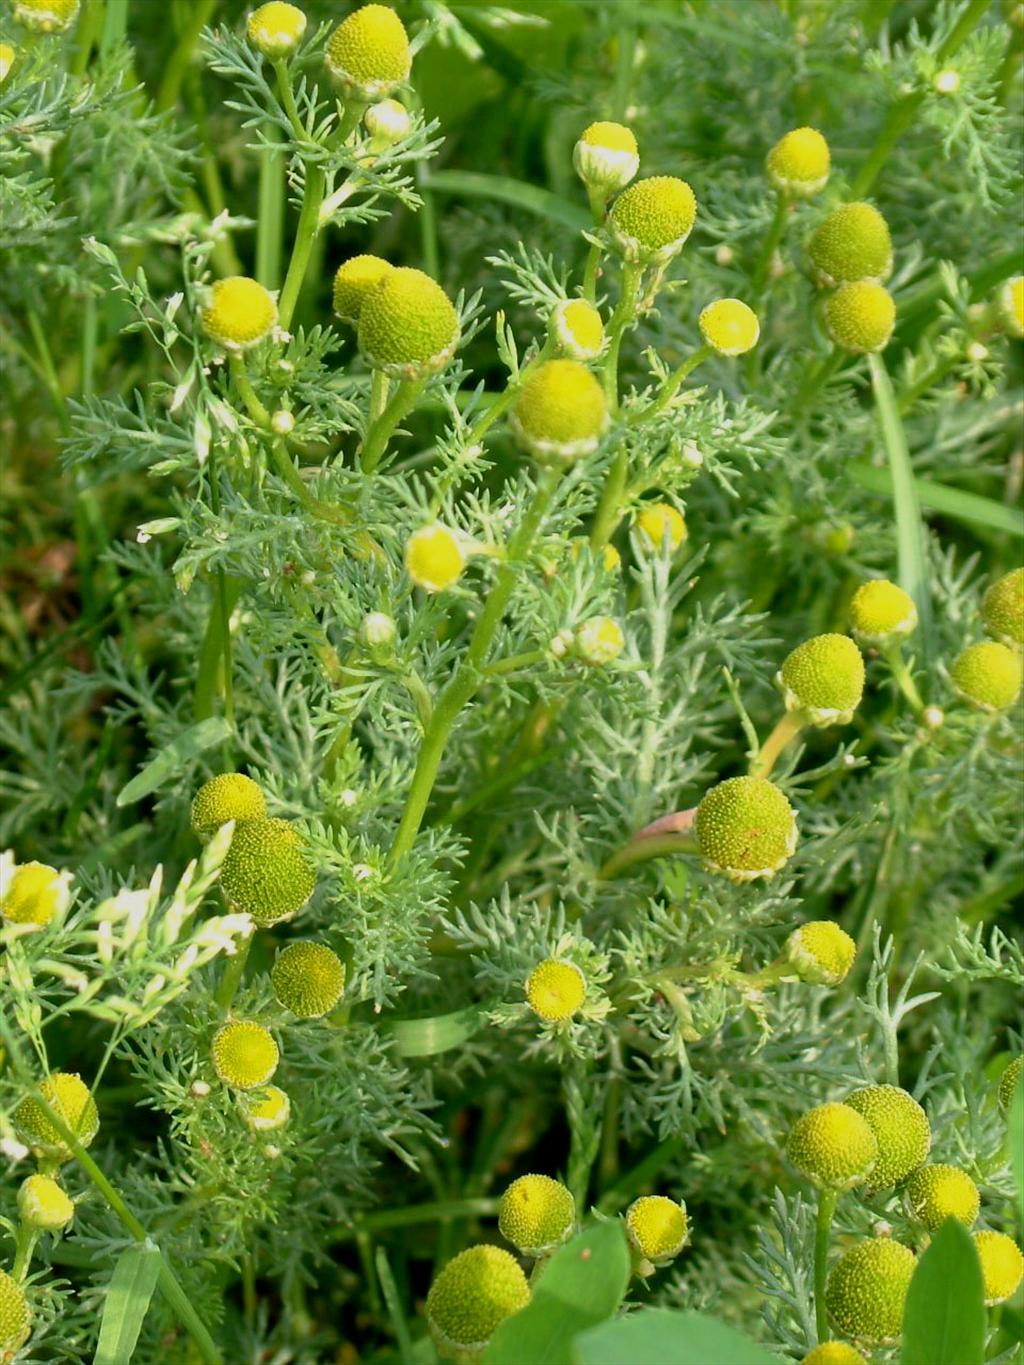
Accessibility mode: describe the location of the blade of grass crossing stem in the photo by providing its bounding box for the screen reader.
[848,462,1024,539]
[868,352,933,659]
[374,1247,414,1361]
[427,171,590,231]
[94,1241,162,1365]
[116,717,233,807]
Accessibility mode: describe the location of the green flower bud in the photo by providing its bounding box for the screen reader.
[609,176,697,263]
[425,1245,530,1362]
[0,1269,31,1354]
[699,299,760,356]
[981,568,1024,648]
[625,1195,689,1263]
[550,298,605,360]
[801,1344,867,1365]
[0,43,16,82]
[325,4,411,102]
[332,255,393,326]
[576,616,625,666]
[973,1230,1024,1305]
[13,0,78,32]
[695,775,798,882]
[220,818,316,927]
[360,610,397,655]
[364,97,411,148]
[525,959,586,1022]
[212,1020,279,1091]
[634,502,687,552]
[238,1084,291,1132]
[405,524,466,593]
[999,275,1023,338]
[824,281,896,354]
[825,1237,915,1344]
[510,359,608,462]
[498,1174,575,1256]
[786,1102,878,1190]
[950,640,1023,711]
[573,120,639,195]
[778,633,865,726]
[14,1072,99,1163]
[200,277,278,352]
[808,202,893,287]
[358,267,460,379]
[784,922,857,986]
[998,1055,1023,1111]
[904,1164,980,1231]
[844,1085,930,1190]
[18,1173,74,1231]
[1,858,72,928]
[247,2,307,58]
[849,579,918,646]
[190,773,266,840]
[766,127,831,198]
[271,942,346,1019]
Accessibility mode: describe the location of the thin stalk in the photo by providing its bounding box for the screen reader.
[749,710,806,780]
[70,0,104,76]
[215,927,254,1011]
[336,1198,498,1238]
[589,447,629,550]
[277,163,326,330]
[206,449,236,736]
[416,160,441,280]
[361,377,427,473]
[597,831,699,881]
[273,59,308,143]
[368,368,391,423]
[376,1248,414,1361]
[583,186,607,304]
[882,641,925,714]
[194,577,243,720]
[750,190,789,296]
[256,131,285,289]
[630,345,711,426]
[814,1188,837,1343]
[484,648,548,677]
[12,1223,39,1281]
[101,0,129,55]
[155,0,217,112]
[602,261,641,412]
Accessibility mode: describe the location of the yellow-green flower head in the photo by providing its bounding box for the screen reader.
[778,633,866,726]
[786,1102,878,1190]
[14,1072,100,1162]
[325,4,411,101]
[18,1173,74,1232]
[784,921,857,986]
[0,858,72,928]
[824,281,896,354]
[766,127,831,198]
[904,1164,980,1232]
[695,775,798,882]
[220,818,316,927]
[332,255,394,326]
[825,1237,915,1345]
[634,502,687,553]
[190,773,266,840]
[364,97,411,148]
[808,202,893,287]
[609,176,698,264]
[0,43,15,82]
[998,1055,1023,1111]
[801,1344,867,1365]
[13,0,78,32]
[999,275,1024,339]
[212,1020,279,1090]
[358,267,460,379]
[849,579,918,646]
[525,958,586,1022]
[844,1085,930,1190]
[200,277,278,353]
[573,120,639,195]
[699,299,760,356]
[973,1230,1024,1305]
[950,640,1023,711]
[550,298,605,360]
[247,2,307,58]
[576,616,625,666]
[271,941,346,1018]
[981,567,1024,648]
[625,1195,689,1263]
[426,1245,530,1362]
[405,524,466,593]
[510,359,608,462]
[0,1269,31,1355]
[238,1084,291,1132]
[498,1174,575,1257]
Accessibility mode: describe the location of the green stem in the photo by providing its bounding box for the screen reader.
[750,190,789,297]
[597,831,699,881]
[277,163,325,331]
[273,59,308,143]
[484,648,548,677]
[629,345,711,426]
[602,261,641,413]
[215,927,254,1011]
[155,0,217,113]
[589,447,629,550]
[12,1223,38,1282]
[256,131,285,289]
[882,641,925,714]
[749,709,806,780]
[583,186,607,303]
[814,1188,837,1343]
[368,368,390,423]
[335,1198,498,1238]
[361,378,427,473]
[70,0,104,76]
[194,577,243,720]
[376,1248,415,1360]
[206,449,236,736]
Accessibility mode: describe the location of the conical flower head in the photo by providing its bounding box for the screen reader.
[786,1102,877,1190]
[981,568,1024,648]
[219,818,316,926]
[190,773,266,840]
[904,1164,980,1231]
[695,776,798,882]
[271,942,345,1018]
[824,281,895,354]
[200,277,277,352]
[358,267,460,379]
[510,360,608,462]
[766,127,830,197]
[825,1237,915,1344]
[0,1269,31,1354]
[808,202,893,286]
[844,1084,930,1190]
[525,959,586,1022]
[699,299,760,356]
[998,1055,1023,1111]
[784,921,856,986]
[849,579,918,645]
[18,1173,75,1231]
[498,1175,575,1256]
[14,1072,99,1162]
[247,2,307,57]
[333,255,393,325]
[625,1195,689,1263]
[779,633,865,725]
[950,641,1022,711]
[1,858,72,927]
[325,4,411,101]
[609,176,697,263]
[573,120,639,195]
[973,1230,1024,1305]
[212,1020,279,1091]
[426,1245,530,1360]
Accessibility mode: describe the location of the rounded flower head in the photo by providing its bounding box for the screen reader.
[238,1084,291,1132]
[271,941,345,1019]
[0,1269,31,1355]
[784,921,857,986]
[498,1174,575,1256]
[325,4,411,101]
[212,1020,279,1090]
[576,616,625,666]
[247,2,307,58]
[950,640,1023,711]
[904,1164,980,1231]
[1,858,72,928]
[801,1345,867,1365]
[426,1245,530,1360]
[699,298,760,356]
[609,176,697,263]
[14,1072,99,1162]
[525,959,586,1022]
[332,254,393,325]
[779,633,865,726]
[190,773,266,840]
[786,1102,878,1190]
[634,502,687,553]
[625,1195,689,1263]
[824,281,896,354]
[0,43,16,82]
[550,298,604,360]
[405,524,466,593]
[998,1055,1023,1111]
[13,0,78,32]
[808,202,893,287]
[981,567,1024,648]
[696,775,798,882]
[219,818,316,927]
[973,1230,1024,1305]
[766,127,831,198]
[825,1237,915,1345]
[999,275,1024,338]
[201,277,277,352]
[573,120,639,196]
[849,579,918,646]
[358,266,460,379]
[364,97,411,148]
[510,359,608,462]
[18,1173,74,1231]
[844,1084,930,1190]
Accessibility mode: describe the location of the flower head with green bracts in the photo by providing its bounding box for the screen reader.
[238,1085,292,1133]
[333,255,393,325]
[609,175,697,263]
[904,1164,979,1231]
[784,921,856,986]
[405,524,466,593]
[998,1055,1023,1111]
[824,281,895,353]
[325,4,411,101]
[576,616,625,666]
[510,359,608,462]
[950,640,1023,711]
[550,298,605,360]
[573,120,639,195]
[190,773,266,840]
[699,299,760,356]
[525,959,586,1022]
[498,1174,575,1256]
[212,1021,280,1091]
[1000,275,1023,337]
[14,1072,99,1162]
[0,1269,31,1355]
[825,1237,915,1344]
[271,942,346,1019]
[778,633,865,726]
[786,1102,877,1189]
[695,776,798,882]
[13,0,78,32]
[200,277,278,352]
[247,3,307,58]
[219,818,316,927]
[973,1230,1024,1304]
[808,201,893,287]
[364,97,411,148]
[633,502,686,552]
[358,267,460,379]
[625,1195,689,1264]
[849,579,918,646]
[18,1173,74,1231]
[0,855,72,928]
[844,1084,930,1190]
[426,1245,530,1362]
[767,127,830,197]
[981,567,1024,648]
[0,43,15,82]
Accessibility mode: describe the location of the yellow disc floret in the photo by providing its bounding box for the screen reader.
[573,120,639,195]
[808,202,893,287]
[426,1245,530,1360]
[625,1195,689,1262]
[13,0,78,32]
[18,1173,75,1231]
[981,568,1024,648]
[14,1072,99,1162]
[844,1085,930,1190]
[271,941,346,1019]
[212,1020,279,1090]
[0,43,15,82]
[634,502,687,553]
[973,1230,1024,1305]
[200,277,278,352]
[695,775,798,882]
[525,959,586,1022]
[510,359,608,462]
[238,1084,292,1132]
[551,298,605,360]
[825,1237,915,1345]
[999,276,1024,339]
[998,1055,1023,1111]
[609,176,697,263]
[786,1102,878,1190]
[405,524,466,593]
[784,921,857,986]
[1,859,72,928]
[904,1164,980,1231]
[325,4,411,101]
[219,818,316,927]
[0,1269,31,1355]
[950,640,1023,711]
[766,127,831,198]
[247,2,307,58]
[190,773,266,840]
[779,633,865,726]
[824,281,896,354]
[576,616,625,666]
[498,1174,575,1256]
[332,255,393,326]
[849,579,918,646]
[801,1344,867,1365]
[358,266,460,379]
[699,299,760,356]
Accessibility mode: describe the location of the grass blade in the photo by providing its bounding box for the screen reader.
[94,1241,162,1365]
[848,461,1024,538]
[427,171,590,231]
[116,717,232,807]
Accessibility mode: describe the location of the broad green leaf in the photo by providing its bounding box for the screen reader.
[848,460,1024,538]
[380,1005,485,1057]
[116,718,232,807]
[572,1308,784,1365]
[483,1222,631,1365]
[901,1218,985,1365]
[427,170,590,231]
[94,1241,162,1365]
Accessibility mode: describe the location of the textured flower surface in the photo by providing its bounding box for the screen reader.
[190,773,266,839]
[271,942,346,1018]
[0,1269,31,1353]
[973,1230,1024,1304]
[699,299,760,356]
[767,126,830,196]
[510,359,608,461]
[358,267,460,378]
[626,1195,689,1261]
[844,1085,930,1189]
[18,1173,75,1231]
[695,776,798,881]
[325,4,411,100]
[405,524,466,592]
[808,202,893,285]
[634,502,686,551]
[904,1163,979,1230]
[498,1174,575,1255]
[779,633,865,724]
[426,1246,530,1357]
[219,818,316,926]
[786,1102,877,1189]
[247,2,307,58]
[950,641,1023,711]
[200,277,278,352]
[333,255,393,324]
[212,1021,280,1090]
[784,921,856,985]
[825,1237,915,1344]
[14,1073,99,1161]
[849,579,918,645]
[800,1344,867,1365]
[525,959,586,1021]
[981,568,1024,646]
[610,176,697,261]
[824,281,895,354]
